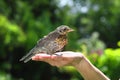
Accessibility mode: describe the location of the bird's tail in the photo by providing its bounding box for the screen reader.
[20,48,35,63]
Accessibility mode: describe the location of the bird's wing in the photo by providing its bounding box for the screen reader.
[19,31,60,63]
[36,31,60,47]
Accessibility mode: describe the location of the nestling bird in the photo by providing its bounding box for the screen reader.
[20,25,74,63]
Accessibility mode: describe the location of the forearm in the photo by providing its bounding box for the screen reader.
[73,56,110,80]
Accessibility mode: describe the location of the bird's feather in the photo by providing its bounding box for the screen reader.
[20,25,73,63]
[20,31,60,62]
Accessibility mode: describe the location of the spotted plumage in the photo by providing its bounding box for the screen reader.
[20,25,74,63]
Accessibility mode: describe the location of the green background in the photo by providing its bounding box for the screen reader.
[0,0,120,80]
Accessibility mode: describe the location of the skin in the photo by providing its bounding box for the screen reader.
[32,51,110,80]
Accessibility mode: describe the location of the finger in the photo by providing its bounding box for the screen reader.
[32,53,57,61]
[32,54,49,61]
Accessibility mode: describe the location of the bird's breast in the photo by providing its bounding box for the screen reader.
[55,35,68,48]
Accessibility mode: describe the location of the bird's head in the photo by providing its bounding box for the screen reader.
[56,25,74,35]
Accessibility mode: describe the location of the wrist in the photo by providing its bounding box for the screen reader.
[73,54,86,68]
[71,53,85,67]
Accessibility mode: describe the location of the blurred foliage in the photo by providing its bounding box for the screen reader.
[97,48,120,80]
[0,0,120,80]
[77,32,106,55]
[88,45,120,80]
[0,15,26,46]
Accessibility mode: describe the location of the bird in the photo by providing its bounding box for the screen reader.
[20,25,74,63]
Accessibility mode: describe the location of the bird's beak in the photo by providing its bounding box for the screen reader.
[68,28,74,32]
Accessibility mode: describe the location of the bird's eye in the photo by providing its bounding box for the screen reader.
[63,28,67,31]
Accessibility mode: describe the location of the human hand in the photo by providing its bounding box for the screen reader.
[32,51,110,80]
[32,51,84,67]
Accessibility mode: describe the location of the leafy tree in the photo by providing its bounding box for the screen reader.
[0,0,120,80]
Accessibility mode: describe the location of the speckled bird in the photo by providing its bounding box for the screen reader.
[20,25,74,63]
